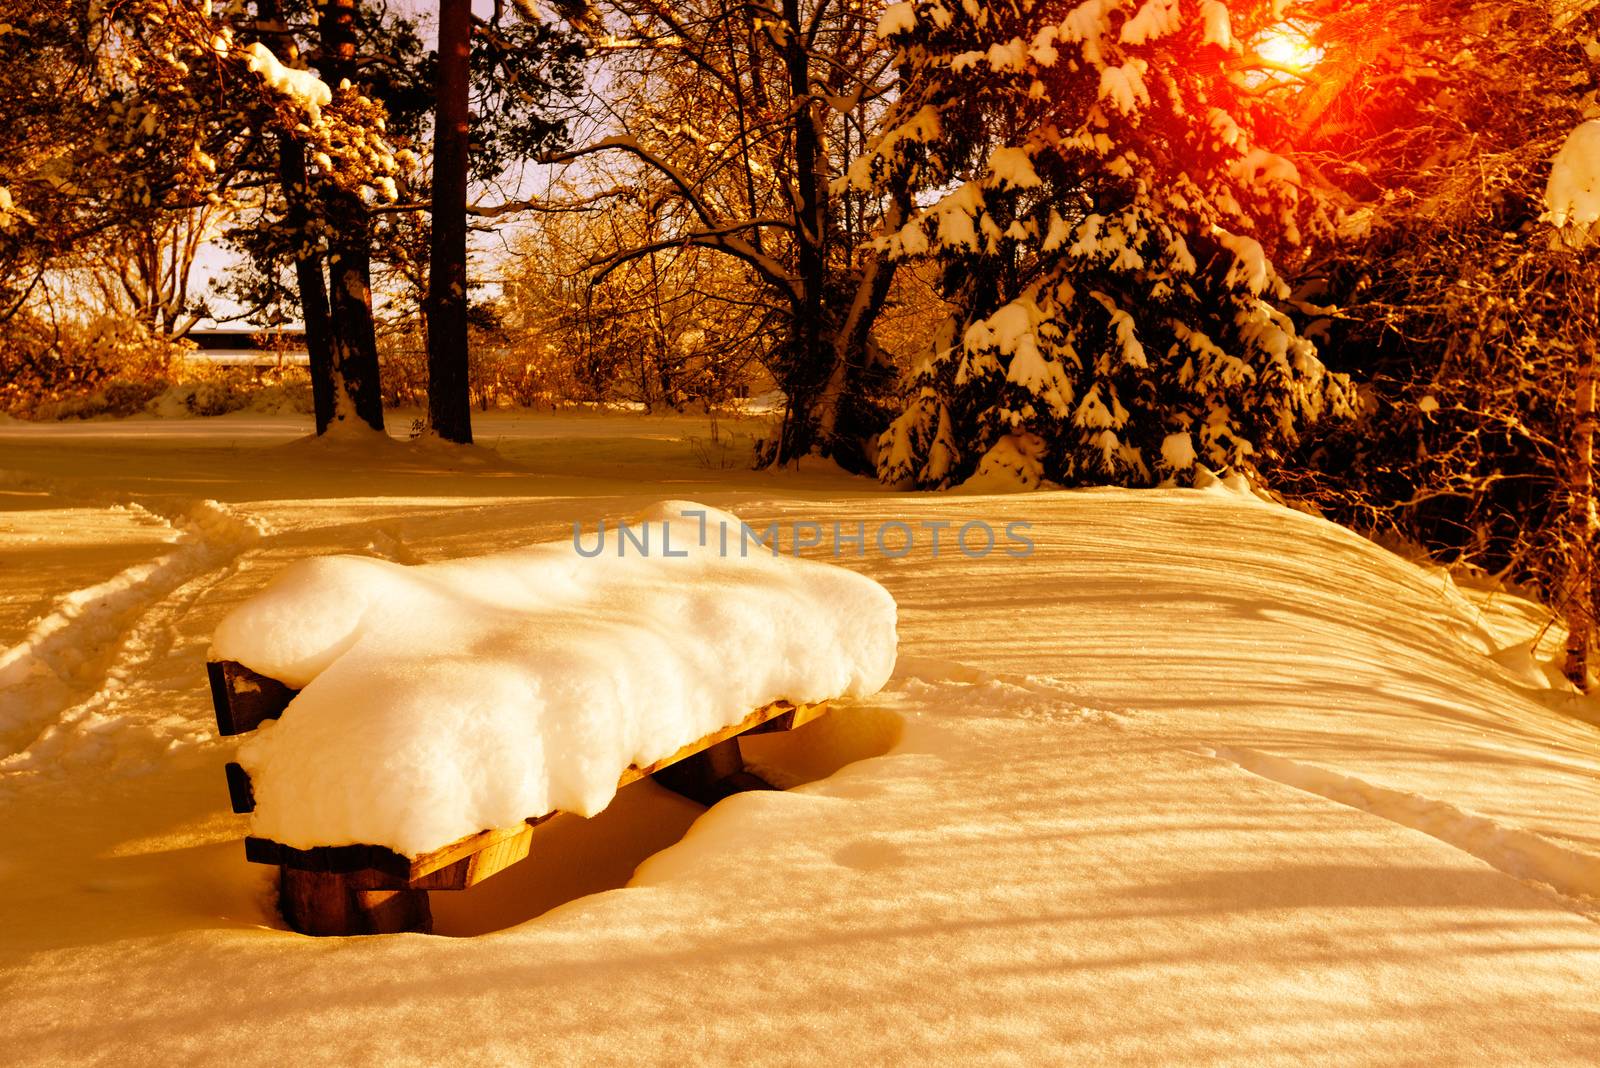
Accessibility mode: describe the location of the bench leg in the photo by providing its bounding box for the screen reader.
[652,736,776,806]
[278,868,433,936]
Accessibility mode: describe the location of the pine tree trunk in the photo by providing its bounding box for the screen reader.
[318,0,385,432]
[1563,338,1597,689]
[325,216,386,430]
[425,0,474,444]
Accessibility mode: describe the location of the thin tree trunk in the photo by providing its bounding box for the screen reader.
[1564,337,1597,689]
[258,0,336,432]
[775,0,829,464]
[721,4,764,256]
[425,0,474,443]
[281,139,337,432]
[816,198,905,448]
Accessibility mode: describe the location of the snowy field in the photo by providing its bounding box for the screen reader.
[4,410,1600,1065]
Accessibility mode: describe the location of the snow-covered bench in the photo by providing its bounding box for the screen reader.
[209,659,830,934]
[206,503,897,936]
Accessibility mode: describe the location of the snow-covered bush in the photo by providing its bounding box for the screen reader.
[145,368,313,420]
[0,312,180,417]
[0,307,316,421]
[859,0,1353,490]
[1274,0,1600,607]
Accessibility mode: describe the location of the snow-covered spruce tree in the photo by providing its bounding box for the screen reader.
[859,0,1352,489]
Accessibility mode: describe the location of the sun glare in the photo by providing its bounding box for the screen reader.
[1254,25,1324,74]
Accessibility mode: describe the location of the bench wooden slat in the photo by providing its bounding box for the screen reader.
[224,762,255,814]
[616,700,818,787]
[745,701,829,736]
[208,660,298,736]
[245,817,553,889]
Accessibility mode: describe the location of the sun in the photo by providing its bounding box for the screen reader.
[1254,24,1324,74]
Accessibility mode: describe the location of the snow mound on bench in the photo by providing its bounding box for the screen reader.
[211,501,898,857]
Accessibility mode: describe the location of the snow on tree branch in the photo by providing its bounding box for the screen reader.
[1543,120,1600,250]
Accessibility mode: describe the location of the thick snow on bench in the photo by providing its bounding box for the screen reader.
[211,501,897,857]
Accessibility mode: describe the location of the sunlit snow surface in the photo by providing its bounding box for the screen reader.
[3,410,1600,1065]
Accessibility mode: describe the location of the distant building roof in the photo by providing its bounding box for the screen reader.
[186,328,309,366]
[188,328,306,350]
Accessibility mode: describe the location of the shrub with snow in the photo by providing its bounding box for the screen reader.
[0,312,180,418]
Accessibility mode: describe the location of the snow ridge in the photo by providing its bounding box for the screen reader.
[1206,744,1600,913]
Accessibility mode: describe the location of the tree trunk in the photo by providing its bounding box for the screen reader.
[279,138,338,432]
[813,194,907,470]
[1565,338,1598,689]
[772,0,831,465]
[325,213,387,430]
[258,0,337,432]
[318,0,385,432]
[425,0,474,444]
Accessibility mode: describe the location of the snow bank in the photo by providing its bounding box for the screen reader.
[212,501,897,856]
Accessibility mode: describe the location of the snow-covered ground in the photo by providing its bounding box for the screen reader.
[3,410,1600,1064]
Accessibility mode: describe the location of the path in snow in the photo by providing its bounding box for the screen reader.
[1206,744,1600,910]
[0,499,268,775]
[800,489,1600,862]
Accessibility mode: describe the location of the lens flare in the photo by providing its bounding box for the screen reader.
[1255,25,1324,73]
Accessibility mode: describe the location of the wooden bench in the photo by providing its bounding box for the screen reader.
[207,660,827,936]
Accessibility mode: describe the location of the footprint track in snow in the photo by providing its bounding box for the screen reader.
[893,654,1131,727]
[1201,743,1600,917]
[0,499,271,772]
